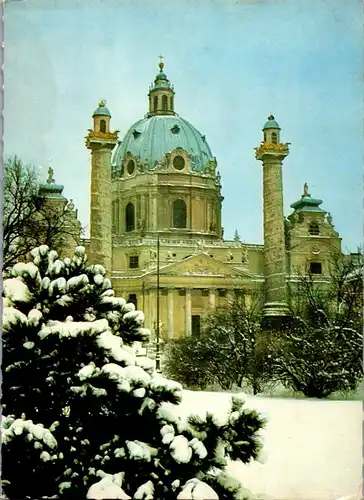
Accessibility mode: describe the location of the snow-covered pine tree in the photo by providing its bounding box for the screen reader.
[2,245,266,500]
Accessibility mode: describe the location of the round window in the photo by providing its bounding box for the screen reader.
[173,155,185,171]
[127,159,135,175]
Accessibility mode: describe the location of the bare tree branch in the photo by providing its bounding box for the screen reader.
[3,155,84,271]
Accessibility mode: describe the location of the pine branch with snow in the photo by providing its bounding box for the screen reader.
[2,245,265,499]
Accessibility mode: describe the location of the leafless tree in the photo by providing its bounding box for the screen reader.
[288,248,363,328]
[3,155,83,271]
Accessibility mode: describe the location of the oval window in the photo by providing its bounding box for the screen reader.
[127,159,135,175]
[173,155,185,171]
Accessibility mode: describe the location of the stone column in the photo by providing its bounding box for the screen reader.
[140,194,145,224]
[143,289,151,330]
[86,114,118,273]
[89,147,114,272]
[185,289,192,336]
[208,288,216,309]
[152,196,158,231]
[256,137,290,318]
[227,289,235,304]
[167,288,174,340]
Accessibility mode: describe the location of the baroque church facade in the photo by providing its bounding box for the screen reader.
[44,60,342,339]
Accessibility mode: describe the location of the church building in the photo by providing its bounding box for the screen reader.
[45,59,342,339]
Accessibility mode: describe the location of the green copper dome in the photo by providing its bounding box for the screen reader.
[263,115,280,130]
[93,100,111,117]
[38,167,66,199]
[112,115,214,173]
[290,184,325,213]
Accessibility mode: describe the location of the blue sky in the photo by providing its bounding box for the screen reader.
[5,0,363,251]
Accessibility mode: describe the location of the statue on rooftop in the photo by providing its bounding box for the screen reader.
[47,167,55,184]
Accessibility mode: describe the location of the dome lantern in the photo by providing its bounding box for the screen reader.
[92,100,111,134]
[148,56,176,116]
[262,115,281,144]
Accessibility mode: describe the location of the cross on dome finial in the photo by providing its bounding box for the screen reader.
[158,54,164,71]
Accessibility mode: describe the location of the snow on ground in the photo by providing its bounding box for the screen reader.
[177,391,362,500]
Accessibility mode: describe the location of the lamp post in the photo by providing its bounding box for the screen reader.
[155,233,161,372]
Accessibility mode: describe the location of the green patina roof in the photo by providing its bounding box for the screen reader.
[152,70,171,90]
[38,183,65,200]
[263,115,280,130]
[112,114,214,173]
[290,192,325,214]
[93,100,111,118]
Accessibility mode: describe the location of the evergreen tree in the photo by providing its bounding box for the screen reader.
[2,245,266,499]
[233,229,240,242]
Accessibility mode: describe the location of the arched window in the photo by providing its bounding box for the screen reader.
[125,203,135,232]
[263,132,267,142]
[271,132,278,144]
[153,96,158,111]
[172,199,187,228]
[162,95,168,111]
[100,120,106,133]
[308,221,320,235]
[170,95,174,111]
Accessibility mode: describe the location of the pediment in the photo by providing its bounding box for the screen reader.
[144,253,252,278]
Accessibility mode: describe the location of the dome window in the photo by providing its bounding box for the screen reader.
[201,135,206,142]
[100,120,106,133]
[132,129,141,139]
[172,199,187,228]
[308,221,320,235]
[171,124,180,134]
[173,155,185,171]
[125,203,135,232]
[271,132,278,144]
[153,96,158,111]
[127,159,135,175]
[162,95,168,111]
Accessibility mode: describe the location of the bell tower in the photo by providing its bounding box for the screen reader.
[86,100,118,273]
[255,115,290,319]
